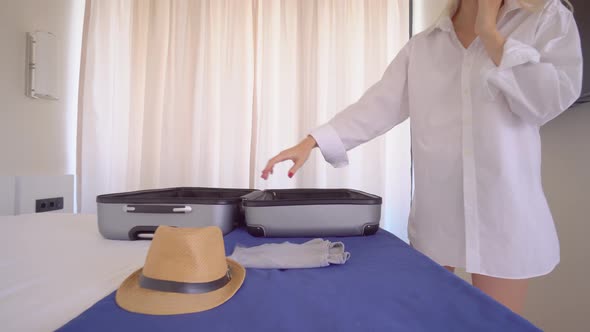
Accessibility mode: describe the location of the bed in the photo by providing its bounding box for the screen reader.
[0,213,149,331]
[1,213,540,331]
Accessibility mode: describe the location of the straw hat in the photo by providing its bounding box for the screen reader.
[116,226,245,315]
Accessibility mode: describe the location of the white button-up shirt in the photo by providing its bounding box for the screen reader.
[310,0,583,278]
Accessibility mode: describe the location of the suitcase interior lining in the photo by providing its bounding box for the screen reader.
[97,188,255,204]
[243,189,382,206]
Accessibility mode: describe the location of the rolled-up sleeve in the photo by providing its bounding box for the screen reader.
[482,6,583,126]
[310,42,411,168]
[309,123,350,168]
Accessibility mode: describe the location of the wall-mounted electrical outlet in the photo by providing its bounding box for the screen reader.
[35,197,64,213]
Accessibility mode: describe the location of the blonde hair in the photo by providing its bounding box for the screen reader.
[446,0,573,16]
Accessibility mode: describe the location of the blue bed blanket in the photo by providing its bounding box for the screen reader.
[59,228,540,332]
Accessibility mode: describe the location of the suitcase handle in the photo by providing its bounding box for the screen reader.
[128,226,159,240]
[123,205,193,214]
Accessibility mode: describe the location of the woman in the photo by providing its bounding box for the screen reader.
[261,0,583,314]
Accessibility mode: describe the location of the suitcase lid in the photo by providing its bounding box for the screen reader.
[96,187,257,205]
[242,189,382,207]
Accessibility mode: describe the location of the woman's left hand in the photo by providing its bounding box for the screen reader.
[476,0,506,66]
[475,0,503,37]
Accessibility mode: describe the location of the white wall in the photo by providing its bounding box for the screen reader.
[15,175,75,214]
[413,2,589,331]
[0,176,16,215]
[0,0,85,176]
[527,103,590,332]
[0,175,74,215]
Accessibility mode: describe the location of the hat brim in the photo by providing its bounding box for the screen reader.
[115,258,245,315]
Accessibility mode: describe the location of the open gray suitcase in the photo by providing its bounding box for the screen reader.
[97,187,256,240]
[242,189,382,237]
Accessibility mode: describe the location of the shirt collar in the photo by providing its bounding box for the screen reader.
[425,0,522,36]
[426,15,453,35]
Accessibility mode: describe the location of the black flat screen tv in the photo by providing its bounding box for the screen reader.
[569,0,589,103]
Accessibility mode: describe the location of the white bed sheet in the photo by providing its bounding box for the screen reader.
[0,213,150,332]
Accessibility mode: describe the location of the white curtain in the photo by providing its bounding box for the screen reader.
[79,0,411,240]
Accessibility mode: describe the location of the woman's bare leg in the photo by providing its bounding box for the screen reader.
[444,266,456,273]
[471,273,529,315]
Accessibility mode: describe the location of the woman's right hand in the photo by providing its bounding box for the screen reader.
[261,136,318,180]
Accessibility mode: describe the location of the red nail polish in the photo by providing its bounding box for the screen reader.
[288,172,294,178]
